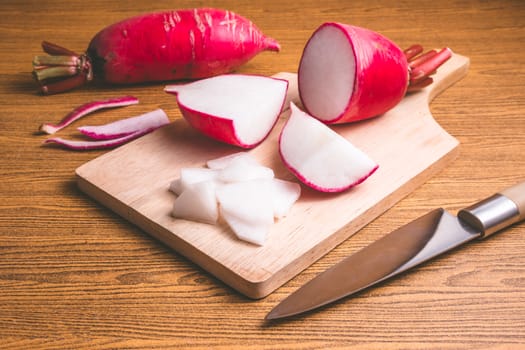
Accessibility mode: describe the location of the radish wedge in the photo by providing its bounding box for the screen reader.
[78,109,169,139]
[39,95,139,134]
[165,75,288,148]
[279,103,378,192]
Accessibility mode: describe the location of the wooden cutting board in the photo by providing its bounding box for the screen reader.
[76,53,469,299]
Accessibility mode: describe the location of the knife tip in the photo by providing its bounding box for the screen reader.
[264,308,280,321]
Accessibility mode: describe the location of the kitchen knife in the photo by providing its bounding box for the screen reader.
[266,181,525,320]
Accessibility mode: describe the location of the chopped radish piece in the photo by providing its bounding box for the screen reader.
[219,211,269,246]
[271,179,301,219]
[169,152,301,245]
[39,95,138,134]
[217,156,274,183]
[173,168,219,195]
[172,181,219,224]
[78,109,169,139]
[206,152,258,170]
[168,178,183,196]
[216,180,275,246]
[165,74,288,148]
[279,103,378,192]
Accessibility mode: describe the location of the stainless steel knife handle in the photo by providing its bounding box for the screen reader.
[458,181,525,238]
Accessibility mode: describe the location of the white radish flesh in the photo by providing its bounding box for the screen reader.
[172,181,219,225]
[299,25,356,123]
[217,156,274,183]
[279,103,378,192]
[206,152,258,170]
[216,180,275,246]
[271,179,301,219]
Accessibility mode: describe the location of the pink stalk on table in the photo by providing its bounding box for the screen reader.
[77,109,169,140]
[43,108,170,150]
[39,95,139,134]
[297,22,452,124]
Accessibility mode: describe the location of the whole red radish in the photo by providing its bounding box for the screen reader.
[298,22,452,124]
[32,8,280,94]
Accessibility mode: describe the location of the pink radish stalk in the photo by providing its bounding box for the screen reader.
[32,8,280,95]
[298,23,452,124]
[43,109,170,150]
[44,131,145,151]
[78,109,169,139]
[39,96,138,134]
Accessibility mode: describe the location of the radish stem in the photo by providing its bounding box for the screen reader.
[407,47,452,91]
[33,41,93,94]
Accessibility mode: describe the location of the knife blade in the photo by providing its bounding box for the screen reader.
[266,181,525,320]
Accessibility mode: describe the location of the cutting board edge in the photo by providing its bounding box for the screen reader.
[76,136,459,299]
[75,171,260,296]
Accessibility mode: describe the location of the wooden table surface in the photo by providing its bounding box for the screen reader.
[1,0,524,348]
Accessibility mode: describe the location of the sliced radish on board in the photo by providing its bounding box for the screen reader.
[271,178,301,219]
[172,181,219,225]
[169,153,301,245]
[165,74,288,148]
[279,103,378,192]
[206,152,258,170]
[216,180,275,246]
[217,156,274,183]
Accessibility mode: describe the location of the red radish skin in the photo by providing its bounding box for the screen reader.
[32,8,280,94]
[298,23,452,124]
[39,96,138,134]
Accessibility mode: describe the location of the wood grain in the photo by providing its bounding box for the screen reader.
[1,0,524,348]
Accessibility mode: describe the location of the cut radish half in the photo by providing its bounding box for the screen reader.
[298,23,409,124]
[165,75,288,148]
[279,103,378,192]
